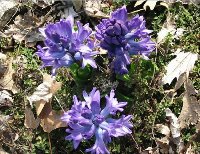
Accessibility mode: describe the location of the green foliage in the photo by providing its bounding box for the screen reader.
[170,4,200,53]
[33,134,50,154]
[113,0,131,7]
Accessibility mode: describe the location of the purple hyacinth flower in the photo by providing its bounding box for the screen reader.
[61,88,133,154]
[95,6,155,74]
[36,16,98,75]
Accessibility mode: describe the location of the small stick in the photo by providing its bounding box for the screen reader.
[48,133,52,154]
[54,95,65,112]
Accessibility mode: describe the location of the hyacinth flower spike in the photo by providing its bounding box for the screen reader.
[95,6,155,74]
[61,88,133,154]
[36,16,98,75]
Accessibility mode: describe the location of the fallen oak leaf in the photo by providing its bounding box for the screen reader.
[165,108,180,139]
[134,0,168,10]
[155,124,170,137]
[156,136,171,154]
[4,12,44,47]
[27,73,61,107]
[134,0,146,7]
[72,0,83,11]
[0,0,18,29]
[178,80,200,129]
[155,109,183,153]
[165,108,184,153]
[157,16,176,44]
[84,0,109,18]
[27,81,53,107]
[35,101,52,119]
[42,73,62,95]
[162,51,198,85]
[40,110,67,133]
[143,1,158,10]
[24,107,40,129]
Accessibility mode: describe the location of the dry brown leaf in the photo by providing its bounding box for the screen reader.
[27,73,61,107]
[4,12,44,47]
[165,108,180,139]
[134,0,146,7]
[35,101,52,119]
[134,0,168,10]
[0,58,18,93]
[0,90,13,108]
[162,51,198,85]
[155,124,170,137]
[143,1,158,10]
[28,73,61,122]
[157,16,176,44]
[72,0,83,11]
[40,110,67,133]
[42,73,62,95]
[24,107,40,129]
[174,73,187,91]
[0,0,18,29]
[178,80,200,129]
[156,137,170,154]
[0,114,10,131]
[84,0,109,18]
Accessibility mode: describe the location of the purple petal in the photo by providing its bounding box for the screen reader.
[111,6,127,22]
[85,128,110,154]
[91,91,101,114]
[82,58,97,68]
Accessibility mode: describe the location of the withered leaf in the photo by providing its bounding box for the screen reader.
[165,108,180,139]
[84,0,109,18]
[35,101,52,119]
[27,73,61,107]
[0,114,10,131]
[40,110,67,133]
[156,136,170,154]
[134,0,166,11]
[24,107,40,129]
[157,16,176,44]
[0,90,13,108]
[155,124,170,137]
[162,51,198,85]
[178,80,200,129]
[0,58,18,93]
[4,12,44,47]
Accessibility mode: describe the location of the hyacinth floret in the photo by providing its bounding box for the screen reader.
[61,88,133,154]
[36,16,98,75]
[95,6,155,74]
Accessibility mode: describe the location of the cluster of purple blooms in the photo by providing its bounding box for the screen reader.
[36,16,98,75]
[61,88,133,154]
[36,6,155,154]
[36,6,155,75]
[96,6,155,74]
